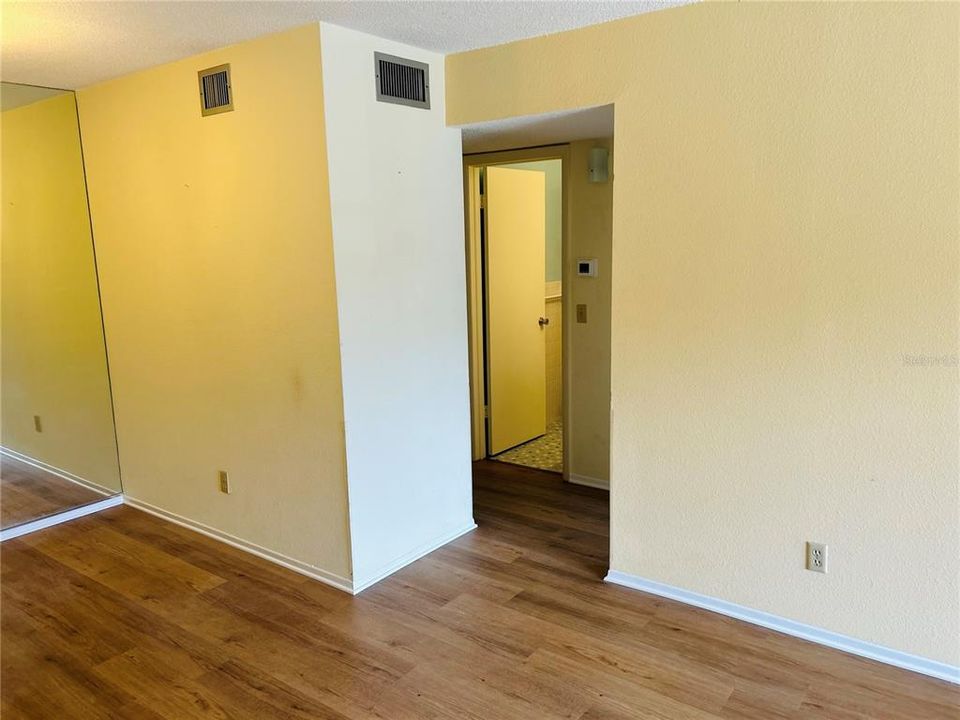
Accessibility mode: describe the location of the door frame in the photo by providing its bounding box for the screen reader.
[462,145,571,478]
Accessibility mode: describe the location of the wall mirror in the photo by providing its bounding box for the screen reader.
[1,82,122,532]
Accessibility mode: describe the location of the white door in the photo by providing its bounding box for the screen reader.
[485,166,547,455]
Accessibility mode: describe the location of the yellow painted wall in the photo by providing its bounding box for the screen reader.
[567,140,613,484]
[448,2,959,665]
[77,25,352,580]
[1,92,121,491]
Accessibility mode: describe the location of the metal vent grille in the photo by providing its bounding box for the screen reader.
[198,64,233,116]
[374,52,430,109]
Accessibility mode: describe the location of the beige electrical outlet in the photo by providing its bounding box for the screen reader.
[33,415,43,433]
[576,304,588,323]
[806,541,827,573]
[218,470,231,494]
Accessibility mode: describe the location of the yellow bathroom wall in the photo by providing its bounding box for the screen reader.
[447,2,959,666]
[76,24,352,581]
[1,92,121,491]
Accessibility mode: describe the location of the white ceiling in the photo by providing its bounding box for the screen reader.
[1,0,692,90]
[461,104,614,154]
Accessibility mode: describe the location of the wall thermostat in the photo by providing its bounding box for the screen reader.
[576,258,598,277]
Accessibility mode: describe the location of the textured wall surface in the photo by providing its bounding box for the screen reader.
[320,23,474,588]
[567,140,613,484]
[78,25,352,579]
[447,3,960,664]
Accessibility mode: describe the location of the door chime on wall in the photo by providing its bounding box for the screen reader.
[587,147,609,183]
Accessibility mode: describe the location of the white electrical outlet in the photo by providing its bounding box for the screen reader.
[806,542,827,573]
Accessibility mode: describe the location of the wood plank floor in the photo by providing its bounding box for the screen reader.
[1,460,957,719]
[1,456,108,529]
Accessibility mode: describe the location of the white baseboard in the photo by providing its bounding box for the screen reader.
[124,496,354,594]
[0,494,123,542]
[352,520,478,594]
[605,569,960,685]
[0,446,117,497]
[567,473,609,490]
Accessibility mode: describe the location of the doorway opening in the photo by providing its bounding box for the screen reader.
[466,153,565,474]
[461,104,614,491]
[460,105,614,581]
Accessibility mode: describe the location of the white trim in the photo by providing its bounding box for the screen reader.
[567,473,609,490]
[605,569,960,685]
[0,494,123,542]
[0,446,116,497]
[352,520,478,594]
[124,496,354,594]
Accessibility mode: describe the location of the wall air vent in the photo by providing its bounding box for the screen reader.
[374,52,430,109]
[198,64,233,116]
